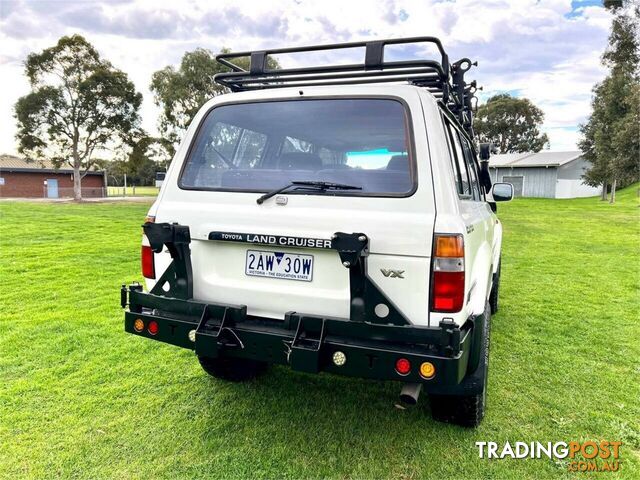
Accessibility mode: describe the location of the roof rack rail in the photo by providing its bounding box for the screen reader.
[214,37,479,137]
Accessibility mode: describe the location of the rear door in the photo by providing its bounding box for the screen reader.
[458,131,497,302]
[442,118,492,313]
[153,89,435,325]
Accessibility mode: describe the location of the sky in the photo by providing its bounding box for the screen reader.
[0,0,613,156]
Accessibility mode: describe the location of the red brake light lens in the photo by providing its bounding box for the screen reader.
[141,245,155,279]
[431,271,465,312]
[395,358,411,375]
[147,320,159,335]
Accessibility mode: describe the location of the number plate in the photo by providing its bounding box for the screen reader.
[245,250,314,282]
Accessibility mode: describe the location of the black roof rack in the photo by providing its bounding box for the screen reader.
[214,37,479,137]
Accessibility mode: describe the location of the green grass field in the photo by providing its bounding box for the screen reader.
[1,186,638,479]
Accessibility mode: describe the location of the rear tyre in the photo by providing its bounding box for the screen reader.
[489,261,501,314]
[429,302,491,428]
[197,355,268,382]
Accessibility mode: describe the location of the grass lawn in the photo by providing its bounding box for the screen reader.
[1,186,638,479]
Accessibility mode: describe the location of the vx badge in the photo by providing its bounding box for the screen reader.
[380,269,405,278]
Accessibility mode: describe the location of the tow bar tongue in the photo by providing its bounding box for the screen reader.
[395,383,423,409]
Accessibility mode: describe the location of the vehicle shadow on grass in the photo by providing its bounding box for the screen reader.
[188,363,473,465]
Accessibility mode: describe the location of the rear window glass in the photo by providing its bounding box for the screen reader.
[180,99,414,195]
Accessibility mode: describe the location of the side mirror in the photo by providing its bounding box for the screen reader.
[492,183,513,202]
[479,143,491,161]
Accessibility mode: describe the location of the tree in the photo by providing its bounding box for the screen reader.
[14,35,142,201]
[126,135,171,185]
[98,135,170,187]
[579,1,639,203]
[474,94,549,154]
[150,48,279,154]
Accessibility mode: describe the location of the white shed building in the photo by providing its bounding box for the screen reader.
[488,151,601,198]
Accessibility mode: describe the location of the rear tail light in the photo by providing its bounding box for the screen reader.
[141,245,155,279]
[147,320,159,335]
[431,234,465,313]
[141,214,156,278]
[395,358,411,375]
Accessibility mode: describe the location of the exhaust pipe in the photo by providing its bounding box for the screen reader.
[395,383,422,409]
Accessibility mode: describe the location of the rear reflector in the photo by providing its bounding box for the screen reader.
[141,245,155,279]
[431,234,465,313]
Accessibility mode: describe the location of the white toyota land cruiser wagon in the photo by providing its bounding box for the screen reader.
[121,37,513,427]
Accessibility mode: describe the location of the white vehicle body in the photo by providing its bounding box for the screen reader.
[124,37,515,427]
[144,84,502,328]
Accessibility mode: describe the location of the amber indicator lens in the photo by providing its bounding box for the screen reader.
[435,235,464,258]
[419,362,436,379]
[133,318,144,332]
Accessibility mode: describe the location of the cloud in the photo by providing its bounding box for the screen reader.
[0,0,614,154]
[198,6,289,40]
[0,0,21,19]
[58,4,182,40]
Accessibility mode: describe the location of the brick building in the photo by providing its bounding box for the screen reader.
[0,155,106,198]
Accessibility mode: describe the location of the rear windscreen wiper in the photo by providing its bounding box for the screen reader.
[256,181,362,205]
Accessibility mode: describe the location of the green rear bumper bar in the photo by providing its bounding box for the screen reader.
[122,285,471,385]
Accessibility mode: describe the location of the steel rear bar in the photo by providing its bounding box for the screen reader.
[122,286,471,385]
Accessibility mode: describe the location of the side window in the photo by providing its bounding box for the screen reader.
[234,129,267,168]
[458,134,482,201]
[281,136,314,154]
[183,122,265,187]
[210,122,242,161]
[318,147,344,166]
[442,118,463,195]
[445,121,471,196]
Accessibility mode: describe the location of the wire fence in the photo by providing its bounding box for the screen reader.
[32,186,160,199]
[106,186,160,197]
[42,187,107,199]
